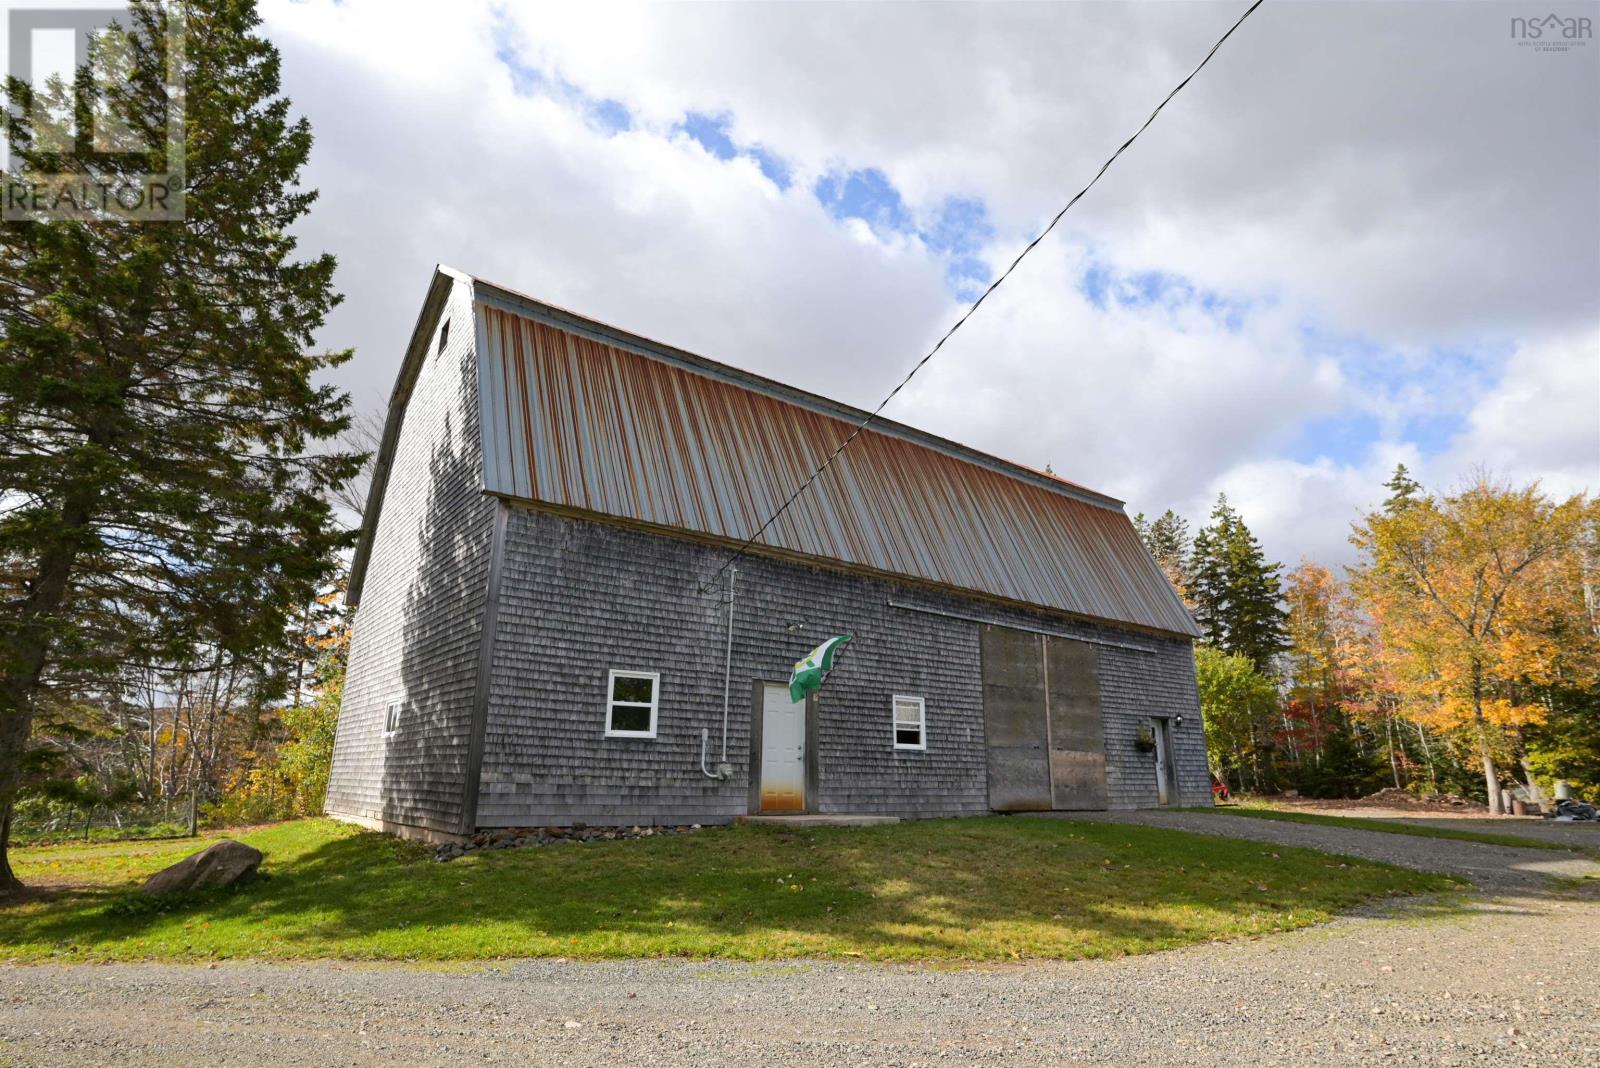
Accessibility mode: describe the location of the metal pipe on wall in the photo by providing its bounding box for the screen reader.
[702,567,737,780]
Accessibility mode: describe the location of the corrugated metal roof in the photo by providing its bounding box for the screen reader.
[470,281,1200,638]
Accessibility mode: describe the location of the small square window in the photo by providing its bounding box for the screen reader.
[892,694,926,750]
[605,670,659,738]
[385,701,402,735]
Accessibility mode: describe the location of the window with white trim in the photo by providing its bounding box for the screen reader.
[605,670,660,738]
[384,701,402,735]
[892,694,926,750]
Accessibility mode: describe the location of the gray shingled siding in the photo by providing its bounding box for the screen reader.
[478,505,1209,827]
[326,280,496,835]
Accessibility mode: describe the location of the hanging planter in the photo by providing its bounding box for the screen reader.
[1133,726,1156,753]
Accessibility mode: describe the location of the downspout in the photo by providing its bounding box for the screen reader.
[702,567,737,779]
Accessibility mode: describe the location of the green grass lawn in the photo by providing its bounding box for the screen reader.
[0,817,1457,964]
[1206,804,1582,852]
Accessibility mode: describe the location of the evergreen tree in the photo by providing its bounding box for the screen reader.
[1383,463,1423,513]
[1190,495,1289,671]
[1134,508,1194,609]
[0,0,359,890]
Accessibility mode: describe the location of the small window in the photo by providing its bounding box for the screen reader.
[385,701,402,735]
[605,670,659,738]
[892,695,926,750]
[437,318,450,354]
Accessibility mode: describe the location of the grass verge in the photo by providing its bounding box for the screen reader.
[1205,805,1581,851]
[0,816,1457,964]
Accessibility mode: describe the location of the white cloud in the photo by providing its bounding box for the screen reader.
[503,1,1600,343]
[1443,328,1600,499]
[887,240,1338,509]
[263,0,951,413]
[259,0,1596,574]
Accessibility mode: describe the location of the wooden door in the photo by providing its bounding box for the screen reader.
[981,627,1052,811]
[982,625,1108,812]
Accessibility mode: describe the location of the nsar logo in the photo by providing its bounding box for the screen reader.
[1510,12,1593,51]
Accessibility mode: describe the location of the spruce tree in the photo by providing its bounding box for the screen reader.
[1135,509,1194,608]
[1189,496,1233,648]
[1383,463,1423,513]
[0,0,358,890]
[1190,495,1289,671]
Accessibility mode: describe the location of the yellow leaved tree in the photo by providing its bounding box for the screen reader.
[1350,476,1592,813]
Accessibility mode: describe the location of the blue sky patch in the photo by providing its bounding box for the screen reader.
[678,111,737,160]
[1289,412,1381,465]
[747,146,792,190]
[815,176,995,296]
[924,197,994,299]
[814,167,913,235]
[1078,257,1252,331]
[1082,263,1113,310]
[494,34,631,135]
[676,111,792,189]
[1291,326,1508,465]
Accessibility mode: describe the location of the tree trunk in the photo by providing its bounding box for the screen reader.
[1386,715,1402,789]
[1473,669,1501,815]
[1518,747,1547,810]
[0,489,99,891]
[1413,719,1439,793]
[0,801,17,894]
[1479,738,1500,815]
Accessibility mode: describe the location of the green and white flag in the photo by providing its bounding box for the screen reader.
[789,635,852,702]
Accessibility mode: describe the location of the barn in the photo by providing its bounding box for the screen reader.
[326,267,1211,842]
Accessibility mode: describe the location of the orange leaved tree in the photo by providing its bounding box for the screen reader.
[1350,476,1591,813]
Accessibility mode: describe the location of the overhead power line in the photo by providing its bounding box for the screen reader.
[698,0,1267,595]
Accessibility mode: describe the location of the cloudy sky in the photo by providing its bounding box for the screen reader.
[260,0,1599,568]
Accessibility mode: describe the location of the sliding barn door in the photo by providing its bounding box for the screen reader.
[981,627,1053,811]
[1046,636,1108,809]
[981,625,1108,812]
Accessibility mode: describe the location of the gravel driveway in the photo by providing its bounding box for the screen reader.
[3,817,1596,1067]
[1061,809,1600,893]
[3,892,1596,1067]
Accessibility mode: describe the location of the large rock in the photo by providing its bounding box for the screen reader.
[140,839,263,896]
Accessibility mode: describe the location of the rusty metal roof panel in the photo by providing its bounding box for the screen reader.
[470,282,1200,638]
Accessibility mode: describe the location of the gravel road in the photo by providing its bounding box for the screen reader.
[1063,809,1600,893]
[1314,811,1600,850]
[3,818,1597,1067]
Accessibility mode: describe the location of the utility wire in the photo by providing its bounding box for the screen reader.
[698,0,1267,595]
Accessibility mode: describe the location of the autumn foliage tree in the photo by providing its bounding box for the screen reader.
[1350,475,1594,813]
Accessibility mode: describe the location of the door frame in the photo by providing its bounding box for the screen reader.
[747,679,819,815]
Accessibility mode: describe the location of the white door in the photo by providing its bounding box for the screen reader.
[1152,717,1172,805]
[760,684,806,812]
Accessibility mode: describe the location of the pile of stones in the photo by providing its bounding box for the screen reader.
[434,822,703,862]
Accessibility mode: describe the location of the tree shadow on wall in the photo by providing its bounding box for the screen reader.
[381,412,489,836]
